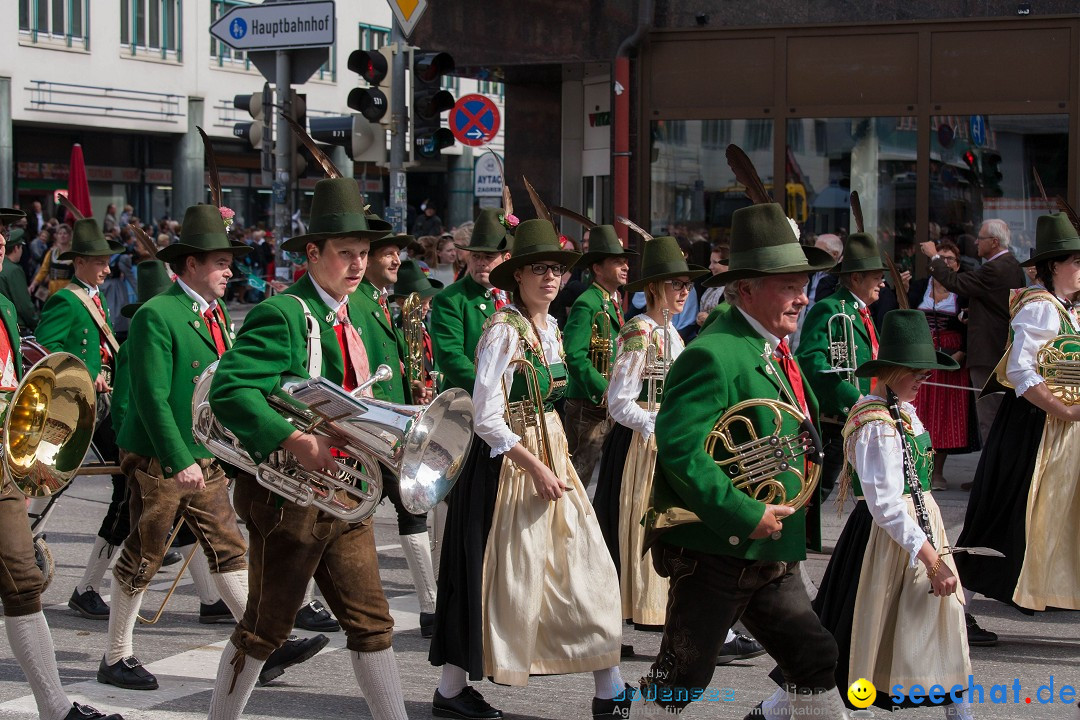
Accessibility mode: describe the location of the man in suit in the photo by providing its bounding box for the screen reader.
[207,178,409,720]
[920,218,1026,443]
[641,201,849,718]
[0,229,39,330]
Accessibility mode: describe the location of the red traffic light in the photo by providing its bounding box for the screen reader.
[962,150,978,170]
[413,51,455,83]
[348,50,388,86]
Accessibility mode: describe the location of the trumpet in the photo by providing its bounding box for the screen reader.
[590,311,614,383]
[503,358,555,471]
[822,300,859,387]
[1037,333,1080,405]
[643,310,672,413]
[192,363,475,522]
[401,292,429,399]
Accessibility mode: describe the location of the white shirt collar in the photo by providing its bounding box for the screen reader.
[736,306,784,353]
[987,249,1010,262]
[311,276,347,323]
[72,276,99,297]
[176,277,216,315]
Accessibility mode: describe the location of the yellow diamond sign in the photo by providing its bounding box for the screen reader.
[387,0,429,38]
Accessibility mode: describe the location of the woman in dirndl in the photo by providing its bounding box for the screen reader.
[956,212,1080,625]
[435,219,627,720]
[816,309,973,717]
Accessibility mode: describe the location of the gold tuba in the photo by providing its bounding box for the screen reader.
[192,363,475,522]
[3,353,97,498]
[822,300,859,388]
[1037,333,1080,405]
[589,311,614,386]
[502,358,556,471]
[401,292,432,397]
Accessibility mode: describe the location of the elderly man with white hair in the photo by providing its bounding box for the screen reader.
[791,233,843,350]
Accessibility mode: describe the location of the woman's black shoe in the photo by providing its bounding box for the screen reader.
[432,686,503,719]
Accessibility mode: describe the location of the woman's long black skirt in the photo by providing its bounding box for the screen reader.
[592,422,634,575]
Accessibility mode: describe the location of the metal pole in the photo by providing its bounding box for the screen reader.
[274,50,292,266]
[389,19,407,234]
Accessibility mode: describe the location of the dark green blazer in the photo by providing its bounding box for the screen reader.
[0,293,23,380]
[0,259,38,330]
[35,277,111,379]
[111,342,131,438]
[117,283,235,476]
[564,283,621,403]
[428,274,498,392]
[795,286,875,420]
[209,273,359,462]
[353,279,408,404]
[653,304,820,562]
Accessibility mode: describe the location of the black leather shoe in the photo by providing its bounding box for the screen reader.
[64,701,125,720]
[294,600,341,632]
[69,588,109,619]
[742,702,766,719]
[258,634,329,686]
[620,643,635,659]
[199,599,233,624]
[161,550,183,567]
[420,611,435,638]
[592,684,634,719]
[717,632,767,665]
[966,613,998,646]
[432,687,503,719]
[97,655,158,690]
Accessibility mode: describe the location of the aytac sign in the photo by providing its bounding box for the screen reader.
[474,153,504,198]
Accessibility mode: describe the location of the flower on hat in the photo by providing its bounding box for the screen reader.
[787,217,801,241]
[500,213,519,230]
[220,206,236,231]
[559,235,570,249]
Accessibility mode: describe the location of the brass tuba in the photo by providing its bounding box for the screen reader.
[192,363,475,522]
[822,300,859,388]
[1037,334,1080,405]
[503,358,556,471]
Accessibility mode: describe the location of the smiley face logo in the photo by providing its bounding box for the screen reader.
[847,678,877,708]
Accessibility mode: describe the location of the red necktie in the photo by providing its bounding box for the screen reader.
[423,328,435,388]
[493,290,507,311]
[378,293,392,326]
[203,307,226,357]
[858,307,880,359]
[91,293,106,321]
[0,327,14,392]
[91,292,112,363]
[336,305,372,396]
[612,291,623,324]
[776,340,808,413]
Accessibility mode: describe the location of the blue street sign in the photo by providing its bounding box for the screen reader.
[970,115,987,147]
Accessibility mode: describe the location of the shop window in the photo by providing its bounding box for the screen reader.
[928,114,1067,263]
[122,0,181,60]
[745,120,772,151]
[702,120,731,150]
[19,0,90,49]
[359,23,389,51]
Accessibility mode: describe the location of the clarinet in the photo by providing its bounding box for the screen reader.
[885,388,935,549]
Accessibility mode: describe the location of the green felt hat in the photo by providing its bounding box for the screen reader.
[855,310,960,376]
[578,225,638,266]
[59,218,125,260]
[833,232,885,274]
[623,236,708,292]
[455,208,512,253]
[372,233,412,253]
[705,203,835,286]
[1021,212,1080,267]
[121,260,174,318]
[489,219,581,292]
[6,229,25,247]
[0,208,26,225]
[282,178,391,252]
[389,259,444,301]
[156,205,251,262]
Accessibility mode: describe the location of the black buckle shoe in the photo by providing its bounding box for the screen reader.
[592,684,633,719]
[717,632,767,665]
[966,613,998,646]
[199,599,234,624]
[259,634,330,686]
[69,587,109,619]
[620,643,635,659]
[97,655,158,690]
[161,550,183,568]
[294,600,341,632]
[64,701,125,720]
[432,687,503,720]
[742,702,766,719]
[420,611,435,638]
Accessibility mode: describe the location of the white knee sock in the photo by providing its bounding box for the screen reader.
[437,663,467,699]
[181,545,221,605]
[211,570,249,623]
[207,642,264,720]
[350,648,408,720]
[5,613,72,720]
[303,578,315,605]
[399,532,436,614]
[789,689,850,720]
[725,628,737,643]
[945,700,975,719]
[760,686,791,718]
[429,501,448,580]
[105,589,145,665]
[78,536,114,594]
[593,666,625,699]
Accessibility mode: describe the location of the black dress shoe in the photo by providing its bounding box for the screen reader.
[432,687,503,720]
[742,702,766,719]
[717,632,767,665]
[592,683,634,719]
[966,613,998,646]
[97,655,158,690]
[294,600,341,632]
[420,611,435,638]
[161,550,183,567]
[69,587,109,619]
[258,633,330,686]
[620,643,635,659]
[199,599,233,624]
[64,701,125,720]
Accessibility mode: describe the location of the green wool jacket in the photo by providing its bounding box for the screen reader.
[429,274,499,392]
[564,283,622,403]
[117,284,235,476]
[795,286,875,421]
[653,304,821,562]
[35,277,111,379]
[353,279,409,404]
[0,293,23,380]
[110,342,131,437]
[209,273,362,463]
[0,259,38,330]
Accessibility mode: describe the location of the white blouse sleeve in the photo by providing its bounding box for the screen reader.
[852,417,928,567]
[607,349,655,438]
[472,321,523,457]
[1006,301,1061,397]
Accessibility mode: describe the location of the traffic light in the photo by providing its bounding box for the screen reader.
[960,149,981,187]
[981,150,1003,197]
[410,50,456,160]
[233,88,268,148]
[309,115,386,163]
[347,47,393,124]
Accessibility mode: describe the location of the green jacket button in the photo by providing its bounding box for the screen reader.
[728,535,740,546]
[165,466,172,474]
[82,328,88,334]
[192,360,200,368]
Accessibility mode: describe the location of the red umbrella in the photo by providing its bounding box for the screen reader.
[67,143,93,218]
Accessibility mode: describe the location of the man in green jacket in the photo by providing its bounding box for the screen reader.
[562,225,635,485]
[0,229,39,330]
[644,200,852,718]
[207,178,410,720]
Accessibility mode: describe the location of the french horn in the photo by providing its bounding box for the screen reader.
[1037,333,1080,405]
